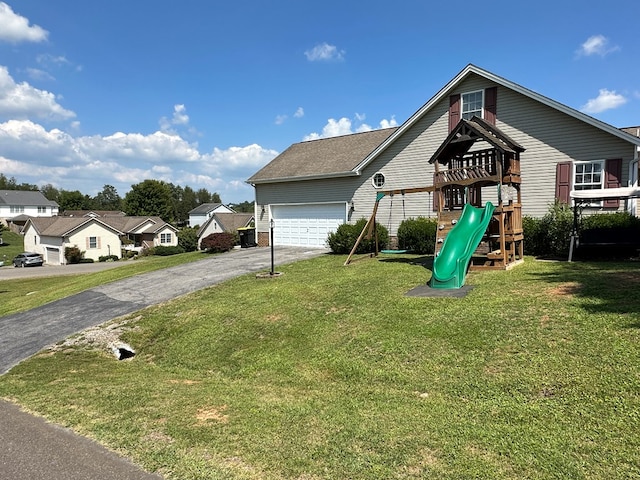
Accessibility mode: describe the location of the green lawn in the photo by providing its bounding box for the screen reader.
[1,254,639,479]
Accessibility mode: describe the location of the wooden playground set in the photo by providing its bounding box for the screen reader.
[345,117,525,288]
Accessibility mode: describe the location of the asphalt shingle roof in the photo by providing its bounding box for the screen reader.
[0,190,58,206]
[246,128,398,184]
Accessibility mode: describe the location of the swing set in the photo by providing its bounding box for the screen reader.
[344,117,526,276]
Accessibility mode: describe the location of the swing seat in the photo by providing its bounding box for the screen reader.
[380,249,408,254]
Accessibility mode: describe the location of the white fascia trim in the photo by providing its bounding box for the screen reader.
[247,170,359,185]
[352,64,640,174]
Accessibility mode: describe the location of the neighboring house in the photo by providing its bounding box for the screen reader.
[22,216,178,265]
[188,203,235,228]
[196,213,254,249]
[0,190,59,231]
[60,210,127,218]
[247,64,640,248]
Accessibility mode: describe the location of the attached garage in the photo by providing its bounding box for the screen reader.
[271,203,347,248]
[45,247,61,265]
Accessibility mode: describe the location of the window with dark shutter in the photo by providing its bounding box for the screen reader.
[555,162,572,204]
[604,158,622,208]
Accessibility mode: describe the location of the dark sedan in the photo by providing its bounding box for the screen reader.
[12,252,44,267]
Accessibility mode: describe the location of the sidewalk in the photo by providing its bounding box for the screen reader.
[0,246,327,479]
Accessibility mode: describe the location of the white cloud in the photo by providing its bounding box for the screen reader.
[379,116,398,129]
[0,66,75,121]
[581,89,627,114]
[577,35,619,57]
[304,42,345,62]
[303,115,399,141]
[275,107,305,125]
[0,118,275,202]
[159,104,190,131]
[24,68,55,82]
[0,2,48,43]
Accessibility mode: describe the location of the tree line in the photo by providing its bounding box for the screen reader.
[0,174,254,226]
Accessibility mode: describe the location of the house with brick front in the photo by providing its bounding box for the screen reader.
[247,64,640,248]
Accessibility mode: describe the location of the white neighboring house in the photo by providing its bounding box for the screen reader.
[188,203,234,228]
[22,215,178,265]
[197,212,254,249]
[0,190,58,231]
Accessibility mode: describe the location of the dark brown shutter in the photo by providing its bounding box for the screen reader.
[433,173,440,212]
[484,87,497,125]
[604,158,622,208]
[555,162,572,204]
[449,94,460,132]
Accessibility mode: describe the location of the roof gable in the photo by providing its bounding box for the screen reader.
[353,64,640,172]
[188,203,232,215]
[25,217,123,237]
[429,116,525,165]
[197,213,254,236]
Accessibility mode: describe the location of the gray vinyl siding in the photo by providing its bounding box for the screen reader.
[253,71,639,237]
[254,177,356,233]
[495,84,635,217]
[352,104,447,236]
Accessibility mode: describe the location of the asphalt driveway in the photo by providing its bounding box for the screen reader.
[0,246,326,479]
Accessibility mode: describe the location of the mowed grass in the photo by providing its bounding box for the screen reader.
[1,254,639,479]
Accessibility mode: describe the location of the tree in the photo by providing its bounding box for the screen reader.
[58,190,91,211]
[170,185,198,226]
[40,184,60,203]
[0,173,38,191]
[93,184,123,210]
[195,188,221,205]
[229,200,255,213]
[178,226,199,252]
[124,179,174,221]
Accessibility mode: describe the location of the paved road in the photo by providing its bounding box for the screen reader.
[0,246,326,479]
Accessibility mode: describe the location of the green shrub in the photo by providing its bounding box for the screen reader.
[64,246,84,264]
[327,218,389,254]
[543,200,574,257]
[153,245,186,256]
[397,217,437,254]
[201,232,235,253]
[78,258,94,263]
[581,211,640,230]
[98,255,119,262]
[522,216,548,256]
[178,227,199,252]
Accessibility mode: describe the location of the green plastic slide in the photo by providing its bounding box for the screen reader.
[429,202,496,289]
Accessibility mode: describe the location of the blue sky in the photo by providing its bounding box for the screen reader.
[0,1,638,204]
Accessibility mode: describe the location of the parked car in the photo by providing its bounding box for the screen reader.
[13,252,44,267]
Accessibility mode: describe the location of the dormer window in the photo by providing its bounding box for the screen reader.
[461,90,484,120]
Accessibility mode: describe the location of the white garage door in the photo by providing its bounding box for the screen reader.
[45,247,60,265]
[271,203,346,248]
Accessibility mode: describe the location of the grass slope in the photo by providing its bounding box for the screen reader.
[1,254,639,479]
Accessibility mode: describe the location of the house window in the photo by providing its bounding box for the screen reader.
[372,172,386,189]
[10,206,24,214]
[574,160,604,206]
[574,161,604,191]
[160,233,172,244]
[37,206,47,214]
[461,90,484,120]
[88,236,98,248]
